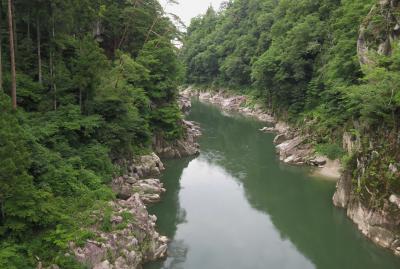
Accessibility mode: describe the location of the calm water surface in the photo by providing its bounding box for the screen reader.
[145,99,400,269]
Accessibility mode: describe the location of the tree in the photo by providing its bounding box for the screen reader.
[0,0,185,266]
[0,1,3,91]
[7,0,17,110]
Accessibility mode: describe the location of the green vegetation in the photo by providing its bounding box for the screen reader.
[182,0,400,205]
[0,0,183,267]
[315,143,345,160]
[2,0,400,266]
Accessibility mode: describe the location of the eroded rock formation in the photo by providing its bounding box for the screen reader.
[333,130,400,256]
[72,153,169,268]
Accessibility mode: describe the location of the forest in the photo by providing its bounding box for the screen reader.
[182,0,400,210]
[1,0,400,267]
[0,0,184,267]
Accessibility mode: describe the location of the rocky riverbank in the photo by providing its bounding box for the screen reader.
[183,87,400,257]
[182,88,341,178]
[182,88,275,122]
[70,153,168,269]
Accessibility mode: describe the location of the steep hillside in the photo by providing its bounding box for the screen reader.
[0,0,192,268]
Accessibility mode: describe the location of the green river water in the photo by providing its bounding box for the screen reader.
[144,99,400,269]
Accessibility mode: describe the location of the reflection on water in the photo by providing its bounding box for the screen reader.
[145,100,400,269]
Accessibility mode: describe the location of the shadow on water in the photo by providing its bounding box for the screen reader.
[145,99,400,269]
[144,157,194,269]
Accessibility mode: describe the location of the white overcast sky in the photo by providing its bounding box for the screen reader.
[161,0,226,27]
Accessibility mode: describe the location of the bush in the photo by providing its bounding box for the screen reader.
[315,143,345,160]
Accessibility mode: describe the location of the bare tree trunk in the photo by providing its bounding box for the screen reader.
[117,0,140,50]
[11,0,16,52]
[0,1,3,91]
[0,200,4,224]
[37,16,42,84]
[8,0,16,110]
[79,88,82,111]
[79,42,82,112]
[144,17,159,45]
[51,12,57,110]
[27,14,30,39]
[49,51,57,110]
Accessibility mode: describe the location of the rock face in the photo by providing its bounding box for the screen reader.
[335,178,400,256]
[73,194,169,269]
[73,153,169,269]
[346,199,400,255]
[358,0,400,65]
[333,172,353,208]
[178,93,192,114]
[153,120,201,159]
[333,132,400,256]
[153,92,201,159]
[131,153,164,178]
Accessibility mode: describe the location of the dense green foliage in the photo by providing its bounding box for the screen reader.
[183,0,400,206]
[0,0,183,266]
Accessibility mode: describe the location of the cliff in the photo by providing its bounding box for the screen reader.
[333,0,400,256]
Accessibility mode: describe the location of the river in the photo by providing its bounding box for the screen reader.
[144,99,400,269]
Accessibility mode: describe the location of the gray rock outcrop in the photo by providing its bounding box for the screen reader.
[347,200,400,255]
[333,131,400,256]
[198,90,275,122]
[73,193,169,269]
[153,120,201,159]
[72,153,169,269]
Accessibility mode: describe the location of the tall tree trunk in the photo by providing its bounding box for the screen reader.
[51,11,57,110]
[79,43,82,112]
[37,16,42,84]
[7,0,16,109]
[27,14,30,39]
[49,51,57,110]
[117,0,141,50]
[79,88,82,111]
[0,1,3,91]
[0,200,4,225]
[11,0,16,50]
[144,17,159,45]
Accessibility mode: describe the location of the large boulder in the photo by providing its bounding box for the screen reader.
[309,156,327,167]
[112,153,165,200]
[389,194,400,209]
[112,176,166,203]
[273,134,287,145]
[153,120,201,159]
